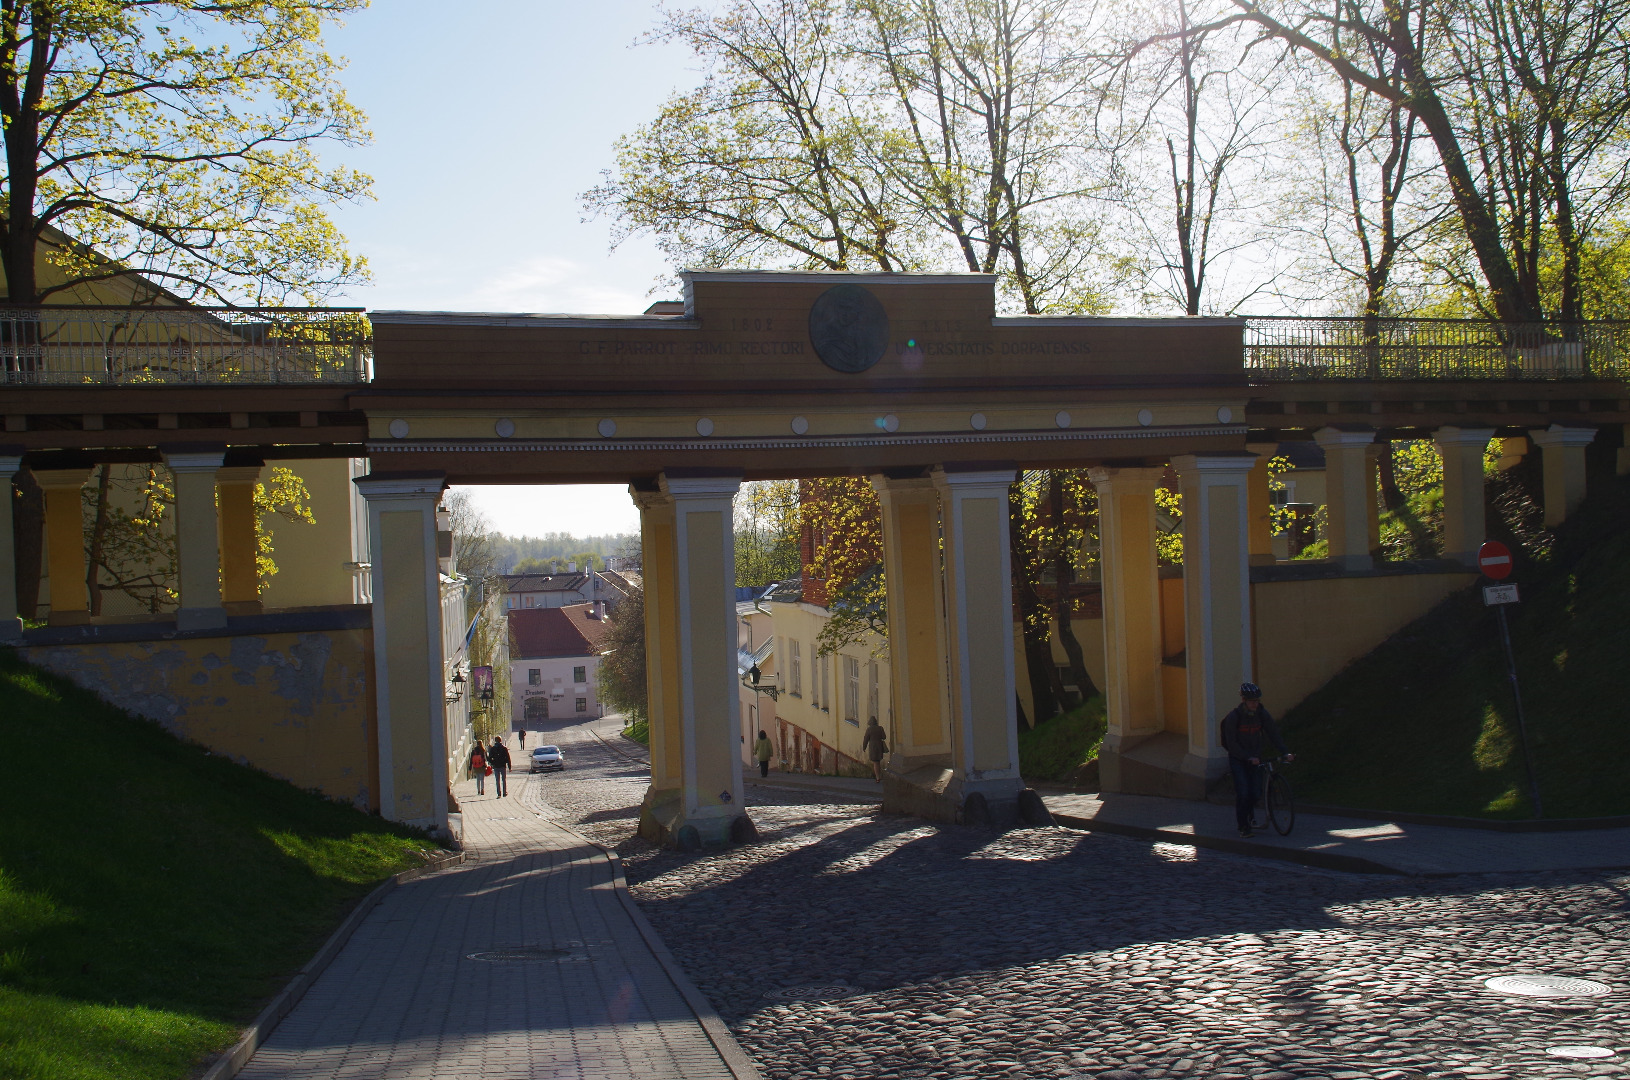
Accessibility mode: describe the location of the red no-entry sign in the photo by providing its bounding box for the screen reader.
[1478,540,1514,580]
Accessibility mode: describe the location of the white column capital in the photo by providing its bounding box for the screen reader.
[161,448,227,473]
[660,472,742,500]
[1433,425,1496,447]
[931,466,1014,495]
[0,454,23,477]
[355,472,446,504]
[1172,453,1258,478]
[1529,423,1597,449]
[1313,426,1376,449]
[629,483,670,512]
[870,473,937,498]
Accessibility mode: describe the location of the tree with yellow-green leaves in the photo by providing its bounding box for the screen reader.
[0,0,372,306]
[81,463,314,614]
[800,476,886,658]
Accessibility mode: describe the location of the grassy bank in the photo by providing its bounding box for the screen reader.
[0,651,442,1080]
[1019,697,1107,784]
[621,717,650,746]
[1281,473,1630,819]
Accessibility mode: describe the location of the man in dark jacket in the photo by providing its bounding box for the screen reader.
[488,736,513,798]
[1220,683,1293,837]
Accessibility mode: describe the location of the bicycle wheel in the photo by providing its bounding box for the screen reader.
[1266,773,1296,836]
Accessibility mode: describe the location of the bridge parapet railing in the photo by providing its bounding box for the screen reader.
[0,306,372,385]
[1245,317,1630,382]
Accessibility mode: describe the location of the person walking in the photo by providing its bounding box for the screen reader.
[518,730,527,750]
[754,730,774,778]
[1220,683,1293,837]
[469,740,487,796]
[488,735,512,798]
[862,717,888,782]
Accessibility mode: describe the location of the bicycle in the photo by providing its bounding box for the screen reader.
[1250,757,1296,836]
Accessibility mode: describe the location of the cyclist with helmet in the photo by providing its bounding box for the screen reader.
[1221,683,1294,837]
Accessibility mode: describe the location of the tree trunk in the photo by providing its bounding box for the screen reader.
[86,465,110,616]
[1049,471,1099,702]
[1009,482,1060,728]
[12,466,43,618]
[1376,438,1404,511]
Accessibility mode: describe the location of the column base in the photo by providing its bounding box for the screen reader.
[1098,731,1214,799]
[0,616,22,644]
[883,768,1034,828]
[47,610,91,627]
[637,785,756,850]
[176,606,229,631]
[1330,554,1374,573]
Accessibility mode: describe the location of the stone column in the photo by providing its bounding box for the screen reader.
[1529,424,1596,527]
[216,465,263,615]
[1172,454,1256,788]
[1089,466,1166,792]
[161,447,228,631]
[1245,442,1279,565]
[635,473,748,850]
[0,451,23,642]
[35,468,93,626]
[1434,426,1495,566]
[356,472,449,834]
[1314,427,1376,572]
[871,474,951,771]
[932,466,1023,824]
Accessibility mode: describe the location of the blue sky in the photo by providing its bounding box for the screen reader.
[325,1,698,534]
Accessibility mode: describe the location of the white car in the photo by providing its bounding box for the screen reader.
[530,745,564,772]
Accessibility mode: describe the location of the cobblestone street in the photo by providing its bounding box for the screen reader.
[520,717,1630,1080]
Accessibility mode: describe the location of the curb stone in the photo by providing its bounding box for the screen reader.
[1048,811,1402,876]
[196,848,466,1080]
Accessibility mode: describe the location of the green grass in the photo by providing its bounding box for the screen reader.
[621,717,650,745]
[1019,697,1107,783]
[1281,474,1630,819]
[0,650,442,1080]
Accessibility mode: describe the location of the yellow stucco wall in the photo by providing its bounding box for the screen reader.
[769,601,890,767]
[260,458,366,609]
[1252,571,1476,711]
[21,625,377,808]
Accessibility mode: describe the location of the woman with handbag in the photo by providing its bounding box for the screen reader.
[470,740,487,796]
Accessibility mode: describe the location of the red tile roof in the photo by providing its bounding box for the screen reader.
[507,603,612,659]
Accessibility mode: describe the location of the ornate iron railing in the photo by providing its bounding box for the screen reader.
[0,306,371,385]
[1244,317,1630,381]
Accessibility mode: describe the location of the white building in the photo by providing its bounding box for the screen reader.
[508,602,612,729]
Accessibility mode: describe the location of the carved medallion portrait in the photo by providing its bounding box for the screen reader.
[808,284,889,373]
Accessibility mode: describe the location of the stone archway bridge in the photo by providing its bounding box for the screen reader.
[3,272,1625,843]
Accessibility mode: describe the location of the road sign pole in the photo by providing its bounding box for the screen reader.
[1493,601,1543,818]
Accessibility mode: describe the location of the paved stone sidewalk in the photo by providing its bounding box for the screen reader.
[1045,790,1630,875]
[237,771,754,1079]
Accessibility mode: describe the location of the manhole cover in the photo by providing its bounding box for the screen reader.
[1485,975,1611,998]
[1548,1047,1617,1059]
[466,947,573,963]
[763,984,861,1003]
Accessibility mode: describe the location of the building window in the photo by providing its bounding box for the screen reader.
[576,697,587,713]
[528,668,541,685]
[844,656,860,722]
[573,665,586,683]
[790,640,802,696]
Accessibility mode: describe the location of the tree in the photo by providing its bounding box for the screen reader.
[800,476,886,656]
[1219,0,1630,323]
[0,0,372,306]
[598,585,648,723]
[81,462,313,614]
[735,479,800,587]
[590,0,1127,311]
[1110,0,1285,314]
